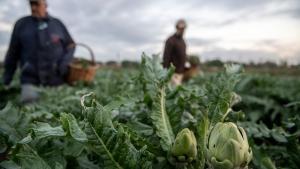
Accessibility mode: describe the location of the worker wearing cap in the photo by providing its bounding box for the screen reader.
[163,19,187,86]
[2,0,75,103]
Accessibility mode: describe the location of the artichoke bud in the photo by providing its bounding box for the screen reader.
[171,128,197,162]
[207,122,252,169]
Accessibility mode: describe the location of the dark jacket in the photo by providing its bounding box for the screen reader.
[163,34,187,73]
[3,14,75,86]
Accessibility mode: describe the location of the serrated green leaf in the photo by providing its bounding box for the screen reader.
[18,134,33,144]
[0,103,30,144]
[17,152,52,169]
[141,55,175,152]
[60,113,87,142]
[271,131,288,143]
[32,122,66,140]
[0,160,21,169]
[151,87,175,151]
[83,101,154,169]
[261,157,277,169]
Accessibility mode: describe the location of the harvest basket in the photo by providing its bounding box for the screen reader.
[183,67,200,81]
[67,43,98,84]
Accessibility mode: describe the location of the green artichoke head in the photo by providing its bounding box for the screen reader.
[171,128,197,162]
[207,122,252,169]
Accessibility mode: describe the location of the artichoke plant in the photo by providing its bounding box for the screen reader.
[171,128,197,162]
[206,122,252,169]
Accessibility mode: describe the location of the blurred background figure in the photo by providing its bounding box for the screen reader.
[2,0,75,104]
[163,19,187,86]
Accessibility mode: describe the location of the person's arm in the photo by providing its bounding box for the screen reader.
[163,38,172,68]
[177,41,187,73]
[3,22,21,86]
[58,20,75,76]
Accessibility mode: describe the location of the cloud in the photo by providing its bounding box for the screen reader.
[201,48,282,64]
[187,38,219,46]
[0,0,299,63]
[0,31,10,46]
[271,7,300,19]
[191,0,271,10]
[0,1,27,23]
[189,0,300,28]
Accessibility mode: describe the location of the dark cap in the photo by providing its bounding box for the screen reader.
[176,19,187,29]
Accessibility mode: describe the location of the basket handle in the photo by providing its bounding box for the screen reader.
[75,43,96,65]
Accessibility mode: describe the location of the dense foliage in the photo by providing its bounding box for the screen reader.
[0,55,299,169]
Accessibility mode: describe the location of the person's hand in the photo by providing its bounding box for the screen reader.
[185,62,191,68]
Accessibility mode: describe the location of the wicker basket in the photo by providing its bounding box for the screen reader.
[183,66,199,81]
[67,43,98,84]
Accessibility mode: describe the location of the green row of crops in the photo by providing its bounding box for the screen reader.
[0,55,299,169]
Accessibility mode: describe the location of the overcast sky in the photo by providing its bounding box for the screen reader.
[0,0,299,64]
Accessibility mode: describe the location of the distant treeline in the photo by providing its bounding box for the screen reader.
[0,59,299,68]
[96,59,300,68]
[1,57,299,75]
[98,57,300,75]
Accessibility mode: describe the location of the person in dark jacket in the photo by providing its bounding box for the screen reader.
[2,0,75,103]
[163,19,187,86]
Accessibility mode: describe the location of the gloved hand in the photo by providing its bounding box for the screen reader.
[185,61,191,68]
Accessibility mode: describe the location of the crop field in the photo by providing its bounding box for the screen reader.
[0,56,299,169]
